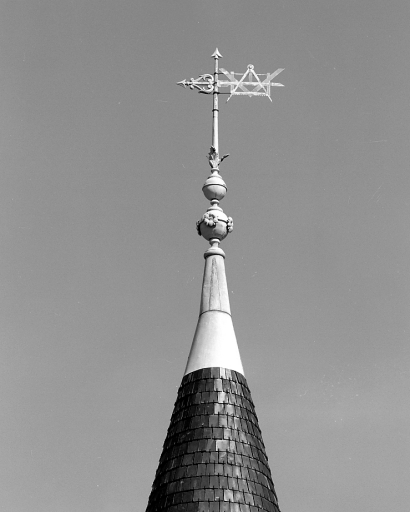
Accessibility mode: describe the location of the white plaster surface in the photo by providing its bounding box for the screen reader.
[184,311,244,375]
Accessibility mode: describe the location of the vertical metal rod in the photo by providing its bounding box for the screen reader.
[212,52,219,154]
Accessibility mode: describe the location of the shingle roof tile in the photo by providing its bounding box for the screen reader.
[146,367,280,512]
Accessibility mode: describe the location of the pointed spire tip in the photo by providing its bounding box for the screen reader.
[212,48,222,59]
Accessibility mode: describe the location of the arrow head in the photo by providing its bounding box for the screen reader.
[212,48,223,59]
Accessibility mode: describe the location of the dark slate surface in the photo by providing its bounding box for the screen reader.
[146,367,281,512]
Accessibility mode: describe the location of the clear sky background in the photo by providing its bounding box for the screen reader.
[1,1,409,511]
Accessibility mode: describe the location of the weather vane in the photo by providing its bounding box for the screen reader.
[178,49,284,254]
[177,48,284,158]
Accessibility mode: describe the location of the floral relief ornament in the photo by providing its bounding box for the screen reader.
[196,213,234,236]
[203,212,219,226]
[196,212,218,235]
[196,219,202,236]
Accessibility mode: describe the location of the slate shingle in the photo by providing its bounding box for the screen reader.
[146,367,280,512]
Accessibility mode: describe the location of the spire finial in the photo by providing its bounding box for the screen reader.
[177,51,284,252]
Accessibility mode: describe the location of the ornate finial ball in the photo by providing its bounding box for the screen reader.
[248,64,254,69]
[202,173,227,202]
[196,208,233,241]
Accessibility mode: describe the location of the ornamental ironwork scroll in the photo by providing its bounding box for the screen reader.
[178,64,284,101]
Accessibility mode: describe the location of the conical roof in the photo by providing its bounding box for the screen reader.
[146,366,280,511]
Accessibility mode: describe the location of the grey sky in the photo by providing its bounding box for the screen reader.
[1,1,409,511]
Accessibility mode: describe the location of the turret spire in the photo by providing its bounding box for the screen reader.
[146,51,284,512]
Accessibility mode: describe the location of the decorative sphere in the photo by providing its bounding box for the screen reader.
[197,209,229,241]
[202,173,227,202]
